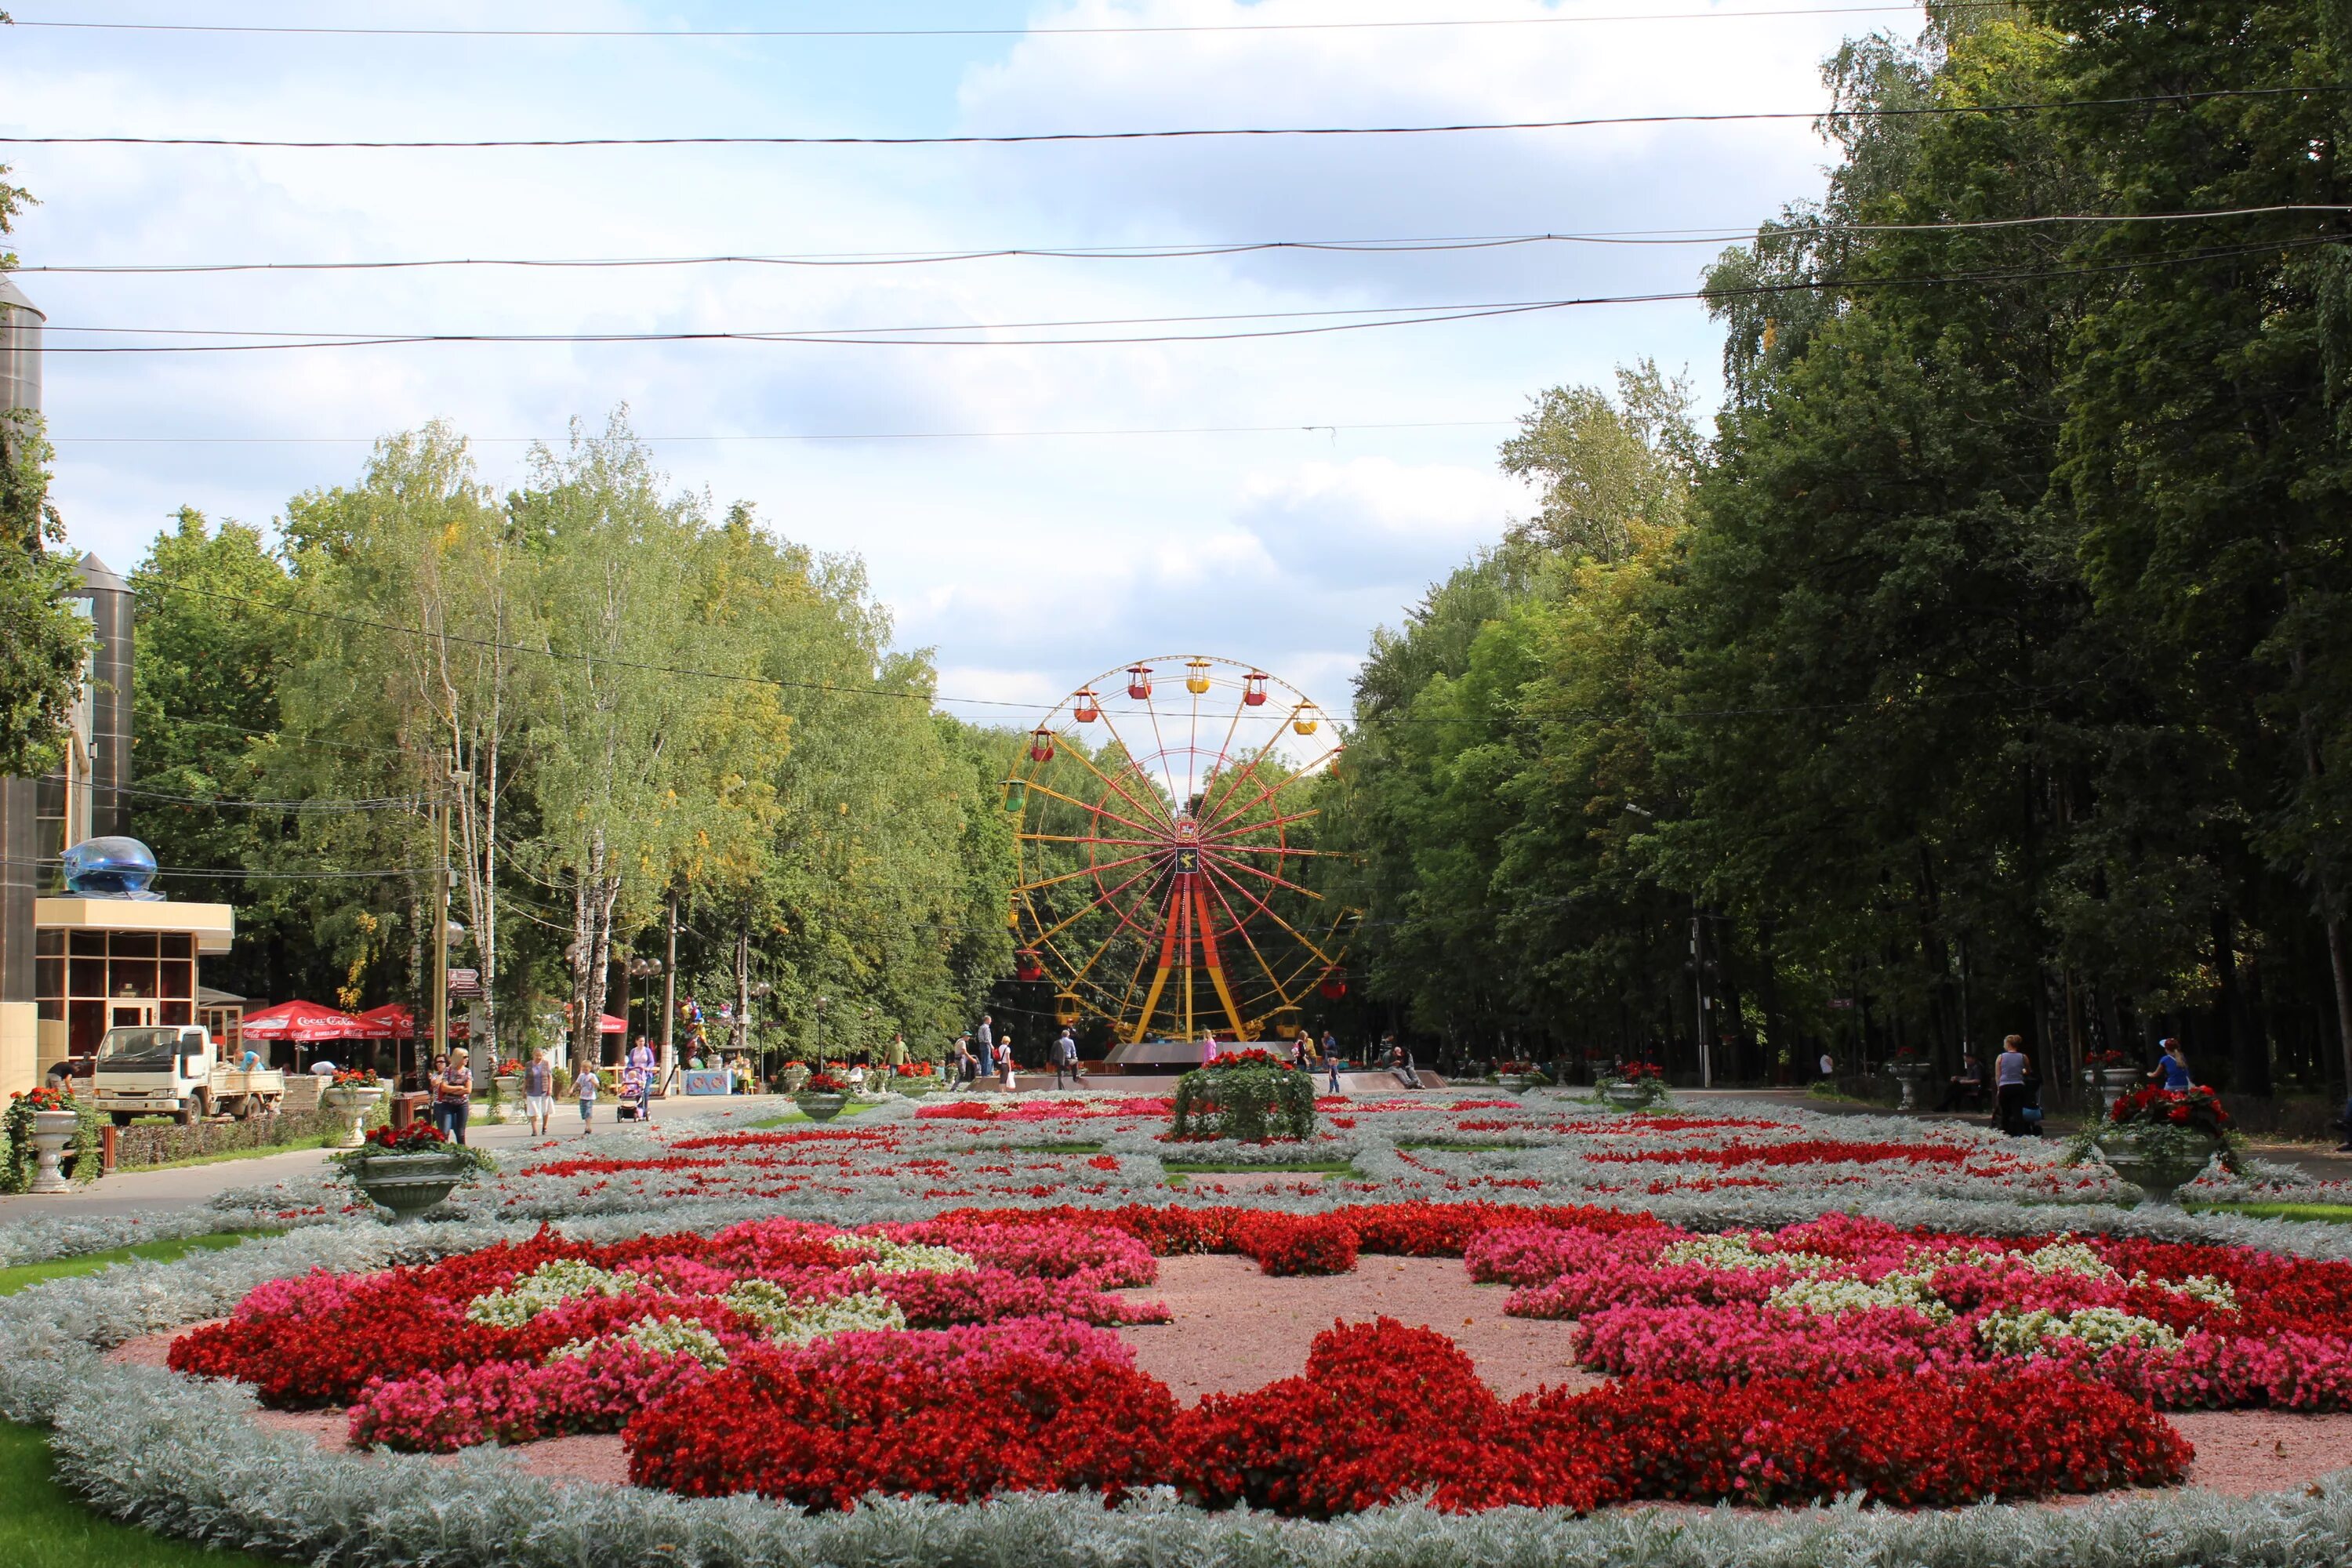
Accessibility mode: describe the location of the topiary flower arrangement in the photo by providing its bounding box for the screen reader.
[1170,1051,1316,1142]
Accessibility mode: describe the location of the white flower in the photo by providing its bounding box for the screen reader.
[1976,1305,2179,1356]
[548,1314,728,1368]
[721,1279,907,1345]
[1768,1269,1952,1323]
[830,1235,977,1275]
[1661,1233,1838,1274]
[464,1258,631,1326]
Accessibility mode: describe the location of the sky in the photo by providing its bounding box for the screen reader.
[0,0,1926,728]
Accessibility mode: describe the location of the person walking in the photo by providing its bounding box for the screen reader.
[434,1047,474,1145]
[1325,1039,1345,1095]
[1937,1047,1986,1112]
[1055,1028,1080,1087]
[1992,1034,2032,1135]
[575,1062,598,1134]
[997,1031,1016,1091]
[2150,1037,2193,1090]
[628,1034,657,1124]
[523,1048,555,1137]
[1200,1030,1221,1065]
[889,1033,909,1070]
[1292,1029,1312,1070]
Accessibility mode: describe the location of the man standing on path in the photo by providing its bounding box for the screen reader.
[628,1035,657,1124]
[975,1014,994,1068]
[523,1048,555,1137]
[1055,1028,1080,1087]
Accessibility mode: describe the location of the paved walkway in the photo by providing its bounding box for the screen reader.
[0,1093,792,1224]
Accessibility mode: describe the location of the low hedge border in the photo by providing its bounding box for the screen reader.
[8,1218,2352,1567]
[112,1105,359,1171]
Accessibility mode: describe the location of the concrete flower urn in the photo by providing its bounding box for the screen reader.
[2083,1068,2140,1119]
[794,1092,849,1123]
[348,1149,473,1222]
[28,1109,78,1194]
[2098,1134,2220,1207]
[321,1085,383,1149]
[1890,1063,1930,1112]
[780,1063,811,1094]
[1603,1080,1656,1110]
[1493,1073,1541,1096]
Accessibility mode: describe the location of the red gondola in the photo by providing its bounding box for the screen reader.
[1029,727,1056,763]
[1317,968,1348,1000]
[1073,688,1100,723]
[1126,665,1153,701]
[1243,671,1270,706]
[1014,949,1047,983]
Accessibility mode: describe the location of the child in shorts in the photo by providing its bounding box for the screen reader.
[575,1065,597,1132]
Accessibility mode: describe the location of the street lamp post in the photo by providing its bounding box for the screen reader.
[747,980,771,1089]
[815,995,829,1073]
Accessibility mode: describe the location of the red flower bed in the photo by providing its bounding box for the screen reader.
[629,1346,1180,1508]
[627,1314,2190,1515]
[932,1200,1661,1265]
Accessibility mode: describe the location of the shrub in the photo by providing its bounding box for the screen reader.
[1170,1062,1316,1142]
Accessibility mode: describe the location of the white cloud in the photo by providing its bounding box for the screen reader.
[2,0,1910,717]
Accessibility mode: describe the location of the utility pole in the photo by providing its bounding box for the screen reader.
[431,791,450,1073]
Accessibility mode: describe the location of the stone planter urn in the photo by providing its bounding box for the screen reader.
[794,1092,849,1123]
[2082,1068,2140,1119]
[1493,1073,1541,1096]
[780,1063,811,1094]
[1890,1062,1929,1112]
[27,1108,78,1194]
[348,1150,473,1222]
[1603,1080,1654,1110]
[321,1084,383,1149]
[894,1075,938,1098]
[2098,1134,2220,1207]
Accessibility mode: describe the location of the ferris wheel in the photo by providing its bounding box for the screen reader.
[1005,655,1356,1045]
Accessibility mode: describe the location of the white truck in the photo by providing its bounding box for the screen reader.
[91,1024,285,1125]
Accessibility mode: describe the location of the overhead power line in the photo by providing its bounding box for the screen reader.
[47,419,1516,446]
[2,5,2002,38]
[35,236,2350,354]
[20,205,2349,276]
[1,87,2336,151]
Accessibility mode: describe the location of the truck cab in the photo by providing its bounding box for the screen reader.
[92,1024,285,1126]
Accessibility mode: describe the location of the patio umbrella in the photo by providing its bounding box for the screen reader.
[238,1000,372,1043]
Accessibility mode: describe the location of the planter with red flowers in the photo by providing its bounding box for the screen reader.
[9,1084,84,1195]
[2066,1083,2243,1205]
[1598,1061,1668,1110]
[1486,1061,1552,1096]
[321,1068,385,1149]
[793,1072,851,1123]
[328,1120,495,1221]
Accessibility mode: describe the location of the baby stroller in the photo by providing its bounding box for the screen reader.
[616,1068,644,1120]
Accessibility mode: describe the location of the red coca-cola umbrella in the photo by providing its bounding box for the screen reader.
[239,1000,376,1043]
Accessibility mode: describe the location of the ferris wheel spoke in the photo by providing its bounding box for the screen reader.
[1083,705,1179,832]
[1021,774,1165,840]
[1198,745,1344,838]
[1196,679,1248,814]
[1196,864,1298,1015]
[1206,805,1320,846]
[1199,845,1323,902]
[1030,858,1170,946]
[1019,830,1170,850]
[1198,856,1341,970]
[1015,849,1165,895]
[1195,731,1283,832]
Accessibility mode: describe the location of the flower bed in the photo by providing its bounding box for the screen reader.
[1472,1211,2352,1411]
[158,1202,2224,1514]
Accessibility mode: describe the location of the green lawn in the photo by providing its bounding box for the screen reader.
[1163,1160,1360,1185]
[746,1101,885,1128]
[2187,1200,2352,1224]
[2,1232,281,1567]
